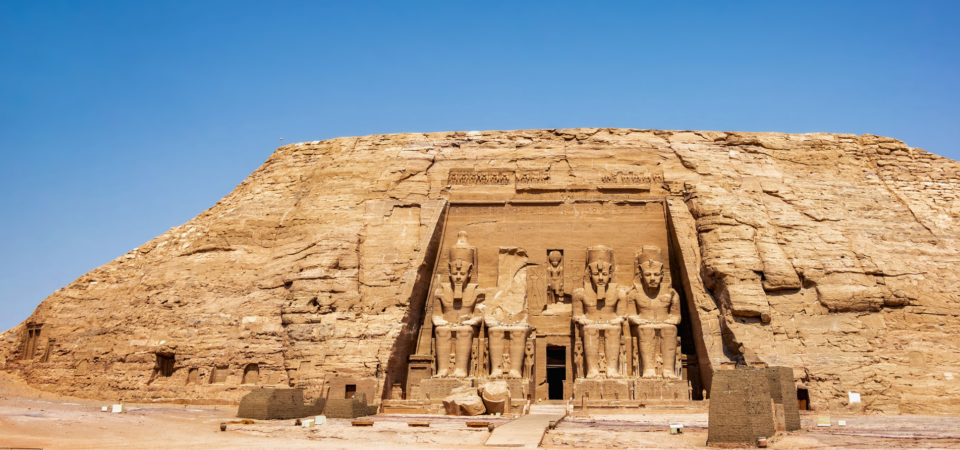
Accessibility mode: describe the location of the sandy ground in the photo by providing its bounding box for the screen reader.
[2,372,960,449]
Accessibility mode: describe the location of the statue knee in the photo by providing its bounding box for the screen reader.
[456,329,473,339]
[661,326,678,338]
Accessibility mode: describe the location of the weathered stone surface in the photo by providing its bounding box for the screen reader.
[0,129,957,415]
[442,385,485,416]
[236,388,325,420]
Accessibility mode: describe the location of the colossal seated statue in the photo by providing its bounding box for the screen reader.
[572,246,626,379]
[627,245,681,379]
[432,231,485,378]
[484,246,533,379]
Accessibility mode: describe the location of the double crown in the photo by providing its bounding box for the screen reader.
[586,245,614,273]
[449,231,475,267]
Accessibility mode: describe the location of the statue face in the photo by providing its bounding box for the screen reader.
[640,263,663,289]
[449,258,472,287]
[589,261,611,291]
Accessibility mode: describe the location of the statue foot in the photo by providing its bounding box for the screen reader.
[490,369,503,378]
[452,368,467,378]
[586,372,601,379]
[436,369,449,378]
[607,371,622,379]
[642,369,657,378]
[663,370,679,380]
[508,370,522,379]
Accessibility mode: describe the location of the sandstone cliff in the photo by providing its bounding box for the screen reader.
[2,129,958,414]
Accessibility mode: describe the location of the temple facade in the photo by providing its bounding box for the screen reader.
[396,168,705,412]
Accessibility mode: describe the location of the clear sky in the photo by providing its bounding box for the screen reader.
[1,1,958,331]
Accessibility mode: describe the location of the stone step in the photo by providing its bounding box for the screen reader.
[529,404,567,414]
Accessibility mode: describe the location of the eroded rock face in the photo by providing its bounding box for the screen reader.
[1,129,958,415]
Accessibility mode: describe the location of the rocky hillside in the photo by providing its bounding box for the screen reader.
[2,129,958,414]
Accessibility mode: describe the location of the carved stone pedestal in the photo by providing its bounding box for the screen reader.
[633,378,690,402]
[573,379,630,401]
[419,379,473,401]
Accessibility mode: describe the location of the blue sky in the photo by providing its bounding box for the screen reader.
[1,1,958,330]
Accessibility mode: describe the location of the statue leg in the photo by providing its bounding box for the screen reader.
[639,327,657,378]
[661,325,679,379]
[583,326,601,379]
[603,326,621,378]
[454,327,474,378]
[508,328,529,378]
[488,328,505,378]
[436,327,452,377]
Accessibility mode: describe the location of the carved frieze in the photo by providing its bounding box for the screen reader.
[598,169,664,190]
[447,169,513,186]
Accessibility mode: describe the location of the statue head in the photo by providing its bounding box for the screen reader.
[586,246,614,295]
[637,245,664,290]
[448,231,475,299]
[548,250,562,267]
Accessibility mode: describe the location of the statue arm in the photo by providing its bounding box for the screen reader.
[625,289,648,325]
[431,288,450,326]
[664,290,681,325]
[558,268,564,295]
[463,315,483,326]
[572,289,593,326]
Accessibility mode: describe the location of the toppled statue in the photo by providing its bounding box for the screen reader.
[628,246,681,379]
[433,231,485,378]
[572,246,626,379]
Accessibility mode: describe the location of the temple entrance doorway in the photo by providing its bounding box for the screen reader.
[546,346,567,400]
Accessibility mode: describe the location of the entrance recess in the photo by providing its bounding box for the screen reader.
[546,346,566,400]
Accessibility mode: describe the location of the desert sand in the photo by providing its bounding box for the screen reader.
[3,372,959,449]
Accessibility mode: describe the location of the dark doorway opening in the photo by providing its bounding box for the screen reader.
[797,388,810,410]
[157,355,175,377]
[546,346,566,400]
[345,384,357,399]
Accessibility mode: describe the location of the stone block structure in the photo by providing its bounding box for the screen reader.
[237,388,325,420]
[707,368,776,446]
[2,129,959,415]
[324,392,379,419]
[765,366,801,432]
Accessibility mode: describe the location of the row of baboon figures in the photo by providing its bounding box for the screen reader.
[432,232,681,380]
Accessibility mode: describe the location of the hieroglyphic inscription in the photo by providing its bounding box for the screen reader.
[599,169,664,185]
[526,265,549,313]
[447,169,513,186]
[516,170,550,184]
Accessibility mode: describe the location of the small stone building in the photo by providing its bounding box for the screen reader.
[707,367,776,445]
[765,366,801,432]
[324,392,379,419]
[237,388,325,420]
